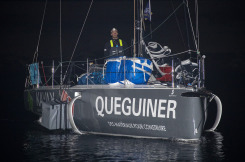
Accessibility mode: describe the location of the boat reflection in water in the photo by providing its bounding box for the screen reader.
[23,128,225,161]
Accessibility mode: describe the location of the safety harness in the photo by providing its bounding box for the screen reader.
[110,39,123,47]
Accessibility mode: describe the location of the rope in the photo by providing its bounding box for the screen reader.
[143,1,185,41]
[33,0,48,63]
[185,0,198,51]
[146,42,171,58]
[134,0,136,57]
[63,0,94,84]
[74,64,87,71]
[184,1,190,50]
[164,50,197,58]
[41,61,48,86]
[140,0,144,57]
[195,0,200,52]
[60,0,63,86]
[145,41,197,58]
[171,0,186,48]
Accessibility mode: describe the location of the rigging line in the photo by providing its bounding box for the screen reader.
[195,0,199,51]
[142,1,185,43]
[140,0,144,56]
[33,0,48,63]
[41,61,48,86]
[74,64,87,71]
[161,50,197,58]
[60,0,63,86]
[171,0,186,49]
[62,61,87,64]
[185,0,198,52]
[62,61,88,64]
[142,1,145,31]
[140,0,144,57]
[134,0,136,57]
[88,48,197,63]
[62,0,94,84]
[184,0,190,50]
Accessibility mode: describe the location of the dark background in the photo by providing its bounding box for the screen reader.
[0,0,244,161]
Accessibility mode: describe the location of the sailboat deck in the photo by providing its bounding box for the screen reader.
[30,84,194,90]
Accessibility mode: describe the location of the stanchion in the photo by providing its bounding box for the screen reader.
[171,58,174,88]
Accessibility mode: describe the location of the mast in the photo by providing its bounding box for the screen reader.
[134,0,143,57]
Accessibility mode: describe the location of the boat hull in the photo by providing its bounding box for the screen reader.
[24,86,206,140]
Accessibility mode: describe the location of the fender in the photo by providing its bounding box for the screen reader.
[206,94,222,131]
[68,95,83,134]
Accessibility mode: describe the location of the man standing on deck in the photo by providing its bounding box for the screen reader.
[104,28,128,57]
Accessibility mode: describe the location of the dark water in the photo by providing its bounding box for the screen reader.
[1,120,227,162]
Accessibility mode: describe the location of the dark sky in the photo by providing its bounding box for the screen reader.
[1,0,244,61]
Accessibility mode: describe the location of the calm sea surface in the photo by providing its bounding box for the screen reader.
[1,119,229,162]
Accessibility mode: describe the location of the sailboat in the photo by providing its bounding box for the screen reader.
[24,0,222,140]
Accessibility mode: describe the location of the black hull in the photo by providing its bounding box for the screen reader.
[24,85,207,140]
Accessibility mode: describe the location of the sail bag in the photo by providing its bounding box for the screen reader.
[105,57,153,85]
[29,63,41,85]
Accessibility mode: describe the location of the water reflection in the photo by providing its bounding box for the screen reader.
[23,128,225,161]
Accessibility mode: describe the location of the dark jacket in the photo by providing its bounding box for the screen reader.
[104,38,129,57]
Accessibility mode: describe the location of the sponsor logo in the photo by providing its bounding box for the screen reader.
[171,89,174,95]
[95,96,177,119]
[169,89,177,97]
[107,121,167,131]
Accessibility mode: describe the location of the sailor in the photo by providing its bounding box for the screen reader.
[104,28,128,57]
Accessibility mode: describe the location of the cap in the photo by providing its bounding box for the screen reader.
[111,28,118,33]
